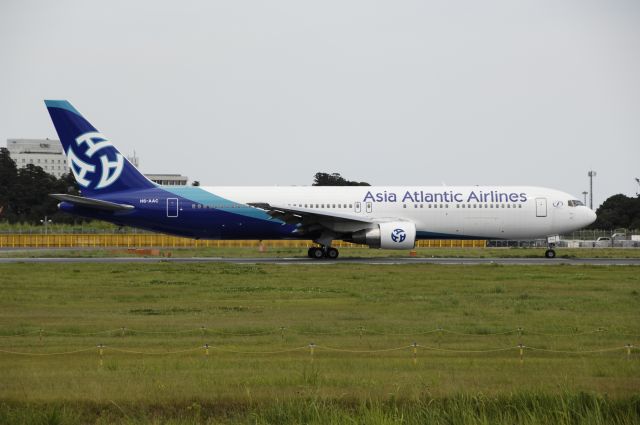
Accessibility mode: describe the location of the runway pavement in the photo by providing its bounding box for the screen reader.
[1,256,639,265]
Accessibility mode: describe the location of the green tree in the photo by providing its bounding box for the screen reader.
[591,194,640,229]
[0,150,80,224]
[312,172,370,186]
[0,148,18,221]
[12,164,61,223]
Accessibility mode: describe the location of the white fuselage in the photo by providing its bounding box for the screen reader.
[198,185,596,240]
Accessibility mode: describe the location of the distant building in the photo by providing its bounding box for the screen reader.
[126,153,188,185]
[6,139,67,178]
[144,174,189,186]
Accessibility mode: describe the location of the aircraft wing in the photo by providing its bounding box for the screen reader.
[50,194,135,211]
[248,202,375,234]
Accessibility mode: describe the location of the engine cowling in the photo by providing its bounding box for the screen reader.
[351,222,416,249]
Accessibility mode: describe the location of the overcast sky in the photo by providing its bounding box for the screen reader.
[1,0,638,207]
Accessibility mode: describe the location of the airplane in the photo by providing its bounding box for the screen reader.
[45,100,596,259]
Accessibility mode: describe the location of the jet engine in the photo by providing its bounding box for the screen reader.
[351,221,416,249]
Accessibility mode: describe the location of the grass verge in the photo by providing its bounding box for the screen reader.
[0,263,638,424]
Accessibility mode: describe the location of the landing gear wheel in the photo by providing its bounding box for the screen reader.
[325,247,339,259]
[544,249,556,259]
[309,247,324,259]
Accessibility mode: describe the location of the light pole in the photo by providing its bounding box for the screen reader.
[635,178,639,196]
[582,191,588,205]
[40,216,52,235]
[587,171,597,209]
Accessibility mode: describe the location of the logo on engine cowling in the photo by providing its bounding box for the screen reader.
[391,228,407,243]
[67,132,124,189]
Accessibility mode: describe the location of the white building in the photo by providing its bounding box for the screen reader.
[128,153,188,185]
[144,174,189,186]
[6,139,67,178]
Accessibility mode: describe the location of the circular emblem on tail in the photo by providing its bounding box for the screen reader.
[67,132,124,189]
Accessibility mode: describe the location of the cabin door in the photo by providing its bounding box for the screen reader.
[167,198,179,218]
[535,198,547,217]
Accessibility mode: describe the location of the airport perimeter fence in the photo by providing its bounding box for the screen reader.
[0,234,487,249]
[0,326,636,363]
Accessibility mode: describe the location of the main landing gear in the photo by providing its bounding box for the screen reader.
[308,246,339,259]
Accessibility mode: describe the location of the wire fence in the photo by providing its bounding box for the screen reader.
[0,325,636,364]
[0,343,635,362]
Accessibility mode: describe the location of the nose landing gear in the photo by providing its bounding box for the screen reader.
[545,240,557,258]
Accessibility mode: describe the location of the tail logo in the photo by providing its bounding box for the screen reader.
[67,132,124,189]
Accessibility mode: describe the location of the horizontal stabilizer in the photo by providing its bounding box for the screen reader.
[50,194,134,211]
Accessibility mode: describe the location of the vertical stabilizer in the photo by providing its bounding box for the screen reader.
[45,100,155,196]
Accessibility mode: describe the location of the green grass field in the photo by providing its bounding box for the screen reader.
[0,262,639,424]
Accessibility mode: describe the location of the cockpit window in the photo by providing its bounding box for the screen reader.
[568,200,584,207]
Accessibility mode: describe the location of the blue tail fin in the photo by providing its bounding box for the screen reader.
[45,100,155,196]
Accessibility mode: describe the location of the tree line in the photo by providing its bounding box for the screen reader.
[312,172,370,186]
[590,194,640,230]
[0,148,80,224]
